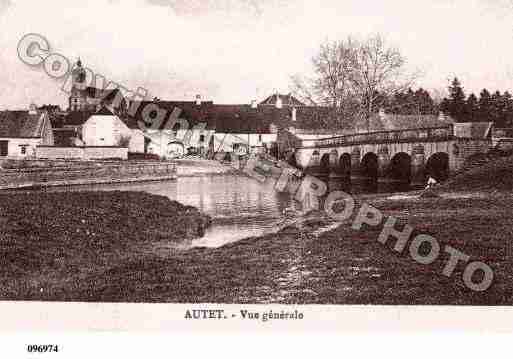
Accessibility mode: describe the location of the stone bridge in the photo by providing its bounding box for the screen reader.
[288,124,491,184]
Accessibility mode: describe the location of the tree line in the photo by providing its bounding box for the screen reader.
[440,78,513,127]
[291,34,513,129]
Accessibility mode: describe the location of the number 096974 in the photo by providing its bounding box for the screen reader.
[27,345,59,353]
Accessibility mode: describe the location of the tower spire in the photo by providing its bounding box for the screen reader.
[77,57,82,67]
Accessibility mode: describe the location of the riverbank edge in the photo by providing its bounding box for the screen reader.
[0,159,242,189]
[0,160,178,190]
[173,158,241,177]
[1,182,510,303]
[0,174,178,190]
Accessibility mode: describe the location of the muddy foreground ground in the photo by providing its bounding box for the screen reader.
[0,185,511,304]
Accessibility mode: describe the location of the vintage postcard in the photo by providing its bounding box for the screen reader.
[1,0,513,355]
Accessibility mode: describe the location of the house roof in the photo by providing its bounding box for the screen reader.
[62,106,121,127]
[127,100,339,134]
[454,122,493,138]
[76,87,124,103]
[63,111,95,127]
[95,106,115,116]
[351,113,456,133]
[0,110,46,138]
[259,93,305,107]
[380,113,454,130]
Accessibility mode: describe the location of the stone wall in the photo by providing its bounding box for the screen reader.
[36,146,128,160]
[453,139,492,171]
[0,161,176,189]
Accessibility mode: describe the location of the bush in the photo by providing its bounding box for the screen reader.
[128,152,160,161]
[118,135,131,148]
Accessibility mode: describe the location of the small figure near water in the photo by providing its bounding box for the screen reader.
[425,176,438,190]
[419,176,441,198]
[282,206,298,217]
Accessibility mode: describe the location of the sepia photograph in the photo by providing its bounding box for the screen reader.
[1,1,513,353]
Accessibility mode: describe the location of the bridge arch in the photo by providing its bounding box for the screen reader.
[426,152,450,182]
[389,152,412,183]
[361,152,378,179]
[320,153,330,174]
[307,150,320,168]
[339,153,351,177]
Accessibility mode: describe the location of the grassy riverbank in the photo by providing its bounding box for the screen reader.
[2,156,513,304]
[0,191,211,300]
[40,193,509,304]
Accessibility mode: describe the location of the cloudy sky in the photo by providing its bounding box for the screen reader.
[1,0,513,109]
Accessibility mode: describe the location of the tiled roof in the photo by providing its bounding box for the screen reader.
[95,106,115,116]
[62,107,116,127]
[380,113,454,130]
[0,111,45,138]
[352,113,456,133]
[127,101,340,133]
[78,87,123,102]
[63,111,95,127]
[259,93,305,107]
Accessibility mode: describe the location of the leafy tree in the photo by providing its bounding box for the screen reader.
[414,88,437,115]
[465,93,479,122]
[478,88,492,121]
[385,87,437,115]
[490,91,505,126]
[445,78,466,122]
[502,91,513,128]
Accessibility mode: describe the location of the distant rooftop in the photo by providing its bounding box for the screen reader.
[128,99,338,133]
[259,93,306,107]
[0,110,46,138]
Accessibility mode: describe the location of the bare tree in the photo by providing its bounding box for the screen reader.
[351,34,419,129]
[290,34,419,131]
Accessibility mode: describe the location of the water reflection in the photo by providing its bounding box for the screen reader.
[322,176,422,195]
[40,174,421,247]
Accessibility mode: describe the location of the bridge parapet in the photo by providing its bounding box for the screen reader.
[300,125,454,149]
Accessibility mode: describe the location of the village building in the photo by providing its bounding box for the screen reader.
[128,93,338,159]
[57,107,144,152]
[0,104,54,159]
[68,59,127,115]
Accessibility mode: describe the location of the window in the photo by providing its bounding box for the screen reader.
[19,145,28,155]
[199,134,205,143]
[0,141,8,156]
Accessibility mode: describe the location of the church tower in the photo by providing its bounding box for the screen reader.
[69,58,87,111]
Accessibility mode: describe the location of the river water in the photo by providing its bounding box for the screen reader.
[41,174,420,248]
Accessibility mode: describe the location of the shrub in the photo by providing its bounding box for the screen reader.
[118,135,131,148]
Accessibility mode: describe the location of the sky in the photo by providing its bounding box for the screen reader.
[2,0,513,109]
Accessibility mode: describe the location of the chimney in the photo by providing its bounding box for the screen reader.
[251,99,257,109]
[291,107,297,122]
[275,94,282,109]
[28,103,38,115]
[195,94,201,106]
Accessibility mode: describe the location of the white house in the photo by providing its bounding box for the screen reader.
[212,132,277,154]
[0,105,54,159]
[144,127,216,159]
[65,107,144,153]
